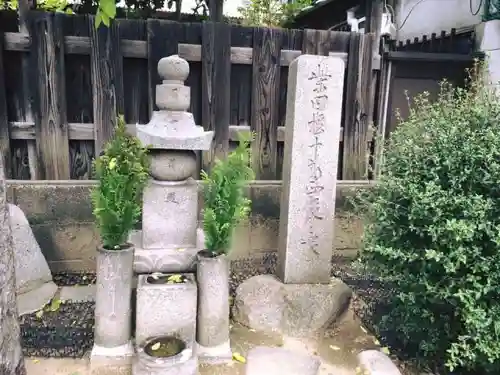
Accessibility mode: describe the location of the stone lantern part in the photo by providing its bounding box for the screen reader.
[130,54,213,275]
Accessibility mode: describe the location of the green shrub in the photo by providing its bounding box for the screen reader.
[201,133,255,256]
[91,115,150,249]
[356,63,500,373]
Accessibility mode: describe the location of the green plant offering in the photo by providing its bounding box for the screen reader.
[354,61,500,374]
[201,133,255,256]
[91,115,150,250]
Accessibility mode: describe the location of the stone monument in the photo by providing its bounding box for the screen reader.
[233,55,351,341]
[131,55,213,375]
[130,55,213,273]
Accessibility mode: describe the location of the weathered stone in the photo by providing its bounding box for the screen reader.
[9,203,57,315]
[93,245,134,349]
[357,350,402,375]
[141,179,198,249]
[149,150,197,181]
[60,285,96,303]
[131,226,205,274]
[277,55,345,284]
[196,253,232,364]
[135,273,197,346]
[133,337,197,375]
[232,274,351,337]
[90,342,134,375]
[246,346,321,375]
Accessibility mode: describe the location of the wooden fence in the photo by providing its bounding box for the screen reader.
[0,11,375,181]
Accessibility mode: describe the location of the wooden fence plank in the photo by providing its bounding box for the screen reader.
[0,29,11,178]
[89,17,124,156]
[147,20,183,115]
[29,13,70,180]
[342,32,365,180]
[201,22,231,171]
[251,27,281,180]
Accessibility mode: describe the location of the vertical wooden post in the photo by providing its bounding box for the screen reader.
[0,30,11,178]
[29,13,70,180]
[89,17,124,157]
[251,27,281,180]
[201,22,231,171]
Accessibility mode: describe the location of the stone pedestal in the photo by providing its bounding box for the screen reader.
[135,273,197,346]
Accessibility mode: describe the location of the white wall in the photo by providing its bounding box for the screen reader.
[395,0,484,41]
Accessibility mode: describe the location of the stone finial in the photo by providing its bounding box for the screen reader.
[157,55,190,84]
[156,55,190,112]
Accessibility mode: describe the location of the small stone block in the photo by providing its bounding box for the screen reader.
[17,281,58,316]
[357,350,402,375]
[246,346,321,375]
[135,273,197,346]
[195,341,233,365]
[60,285,96,303]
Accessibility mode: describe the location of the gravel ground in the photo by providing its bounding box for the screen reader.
[20,302,94,358]
[53,272,96,286]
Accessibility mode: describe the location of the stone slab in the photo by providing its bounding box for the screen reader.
[357,350,402,375]
[232,274,351,337]
[195,341,232,365]
[60,285,96,303]
[90,341,134,375]
[246,346,321,375]
[9,203,56,296]
[277,55,345,284]
[131,228,205,273]
[135,273,197,346]
[142,179,198,249]
[17,281,58,316]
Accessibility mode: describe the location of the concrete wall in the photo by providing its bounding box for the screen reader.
[6,180,369,273]
[395,0,483,41]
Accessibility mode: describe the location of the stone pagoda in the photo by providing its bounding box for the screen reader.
[130,55,213,273]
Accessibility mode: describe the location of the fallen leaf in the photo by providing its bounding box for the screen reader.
[360,326,368,334]
[32,359,40,364]
[249,328,256,333]
[167,274,183,283]
[373,338,380,346]
[151,342,161,351]
[232,352,246,363]
[82,276,87,280]
[381,347,390,355]
[35,310,44,319]
[177,248,185,252]
[355,366,363,375]
[49,299,61,312]
[329,344,341,351]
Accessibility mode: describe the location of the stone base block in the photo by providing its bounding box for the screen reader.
[130,228,205,273]
[195,340,232,365]
[246,346,321,375]
[135,273,197,346]
[232,275,352,337]
[90,341,134,375]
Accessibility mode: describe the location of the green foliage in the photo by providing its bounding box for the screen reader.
[355,61,500,374]
[1,0,74,13]
[95,0,116,28]
[201,133,255,256]
[91,115,150,250]
[237,0,313,28]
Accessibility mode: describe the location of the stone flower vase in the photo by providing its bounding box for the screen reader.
[195,250,232,363]
[94,243,135,349]
[134,336,197,375]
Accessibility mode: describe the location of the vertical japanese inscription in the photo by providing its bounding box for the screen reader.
[300,61,332,255]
